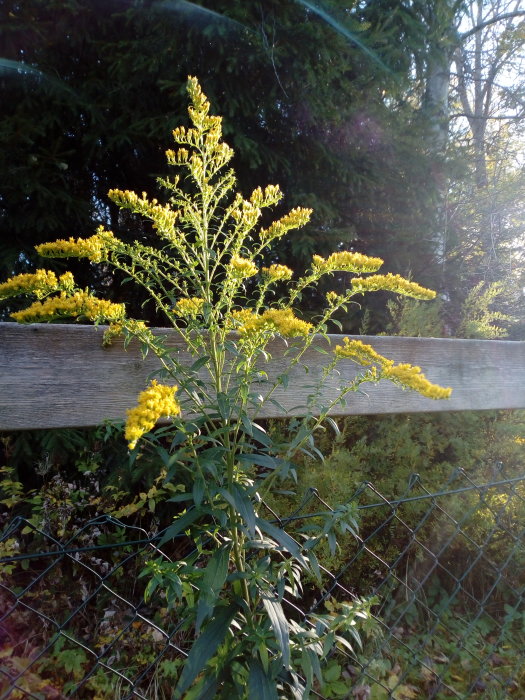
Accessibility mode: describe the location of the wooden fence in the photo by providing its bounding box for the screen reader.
[1,321,524,430]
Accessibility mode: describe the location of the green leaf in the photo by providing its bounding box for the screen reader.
[256,517,307,567]
[190,356,210,372]
[219,483,256,536]
[238,453,277,469]
[216,392,231,420]
[192,476,205,507]
[305,549,322,584]
[195,545,231,632]
[324,416,341,437]
[158,508,201,546]
[324,662,341,683]
[248,659,278,700]
[262,595,290,669]
[173,604,237,699]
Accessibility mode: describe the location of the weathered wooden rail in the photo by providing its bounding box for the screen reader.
[1,322,524,430]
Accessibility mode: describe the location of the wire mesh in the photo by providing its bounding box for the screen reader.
[1,467,524,699]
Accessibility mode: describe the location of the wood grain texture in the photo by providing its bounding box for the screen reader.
[1,322,524,429]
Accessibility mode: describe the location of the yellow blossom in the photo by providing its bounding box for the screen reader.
[312,251,384,274]
[165,148,189,164]
[36,229,115,263]
[11,291,126,324]
[249,184,283,207]
[0,269,70,300]
[259,207,312,242]
[125,380,181,449]
[334,338,451,400]
[334,338,390,367]
[174,297,205,317]
[229,255,258,278]
[226,308,257,329]
[239,308,312,338]
[103,319,148,345]
[231,200,261,229]
[108,189,179,240]
[262,264,293,282]
[351,274,436,300]
[326,291,341,305]
[383,363,452,400]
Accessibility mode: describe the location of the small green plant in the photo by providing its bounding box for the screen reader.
[457,281,513,339]
[0,77,452,697]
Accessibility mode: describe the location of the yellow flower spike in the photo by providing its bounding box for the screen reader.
[125,380,181,449]
[174,297,205,318]
[262,264,293,282]
[36,231,114,263]
[0,269,59,300]
[334,338,451,400]
[259,207,312,242]
[334,338,391,367]
[108,189,179,240]
[383,364,452,400]
[11,291,126,324]
[312,251,384,275]
[229,255,258,279]
[351,274,436,300]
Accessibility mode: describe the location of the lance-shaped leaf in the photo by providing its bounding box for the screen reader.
[262,595,290,670]
[173,604,237,699]
[219,483,256,536]
[248,659,279,700]
[195,544,231,632]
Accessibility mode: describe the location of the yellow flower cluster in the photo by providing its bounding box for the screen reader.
[125,380,181,449]
[102,319,148,345]
[334,337,451,400]
[227,309,256,329]
[0,270,74,300]
[11,291,126,324]
[334,338,389,366]
[174,297,205,317]
[239,307,312,338]
[326,291,342,305]
[259,207,312,242]
[231,200,261,229]
[383,364,452,400]
[249,184,283,207]
[351,274,436,300]
[36,230,115,263]
[312,251,384,274]
[108,189,179,240]
[262,264,293,282]
[229,255,258,278]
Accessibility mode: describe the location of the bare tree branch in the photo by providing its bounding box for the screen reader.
[460,10,525,40]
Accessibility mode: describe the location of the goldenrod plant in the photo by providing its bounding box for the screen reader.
[1,77,451,698]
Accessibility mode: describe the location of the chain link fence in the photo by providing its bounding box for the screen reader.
[1,466,524,699]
